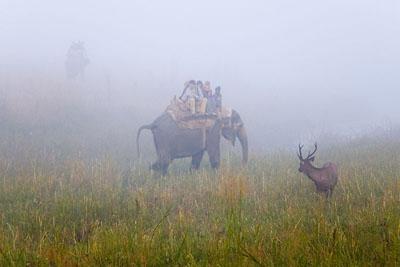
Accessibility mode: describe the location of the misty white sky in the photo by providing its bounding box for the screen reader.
[1,0,400,142]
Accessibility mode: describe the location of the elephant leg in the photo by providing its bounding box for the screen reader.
[208,148,220,169]
[150,161,162,172]
[210,158,220,169]
[151,157,170,176]
[191,151,204,170]
[206,129,221,170]
[161,162,169,176]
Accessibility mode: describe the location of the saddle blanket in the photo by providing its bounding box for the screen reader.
[165,97,231,129]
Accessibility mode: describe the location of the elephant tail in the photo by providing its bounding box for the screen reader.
[136,124,154,158]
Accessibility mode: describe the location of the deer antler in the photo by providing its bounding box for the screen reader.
[307,143,318,159]
[297,144,304,160]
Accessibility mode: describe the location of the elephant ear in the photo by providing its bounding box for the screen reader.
[222,127,236,145]
[231,110,244,129]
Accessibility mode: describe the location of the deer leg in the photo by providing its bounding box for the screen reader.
[324,188,334,198]
[329,188,334,197]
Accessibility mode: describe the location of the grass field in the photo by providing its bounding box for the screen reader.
[0,134,399,266]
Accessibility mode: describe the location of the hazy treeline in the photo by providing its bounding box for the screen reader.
[0,68,399,166]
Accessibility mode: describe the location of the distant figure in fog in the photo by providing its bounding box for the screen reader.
[65,41,90,81]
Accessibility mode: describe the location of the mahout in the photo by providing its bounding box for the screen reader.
[297,143,338,197]
[136,110,248,175]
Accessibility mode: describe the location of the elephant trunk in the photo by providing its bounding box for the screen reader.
[237,126,248,164]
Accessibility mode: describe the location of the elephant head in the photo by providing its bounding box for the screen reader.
[221,109,248,164]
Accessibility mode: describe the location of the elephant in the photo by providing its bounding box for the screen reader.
[136,110,248,175]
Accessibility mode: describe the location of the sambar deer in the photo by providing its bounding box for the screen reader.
[297,143,338,197]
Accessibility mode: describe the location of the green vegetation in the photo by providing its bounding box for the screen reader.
[0,136,399,266]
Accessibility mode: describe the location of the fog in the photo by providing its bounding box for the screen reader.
[1,0,400,152]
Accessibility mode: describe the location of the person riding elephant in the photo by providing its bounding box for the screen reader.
[214,86,222,112]
[179,80,200,114]
[206,86,222,114]
[197,80,210,114]
[201,81,212,98]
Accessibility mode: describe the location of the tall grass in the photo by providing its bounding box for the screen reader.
[0,75,399,265]
[0,137,399,266]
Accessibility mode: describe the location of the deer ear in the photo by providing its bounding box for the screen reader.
[309,156,315,162]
